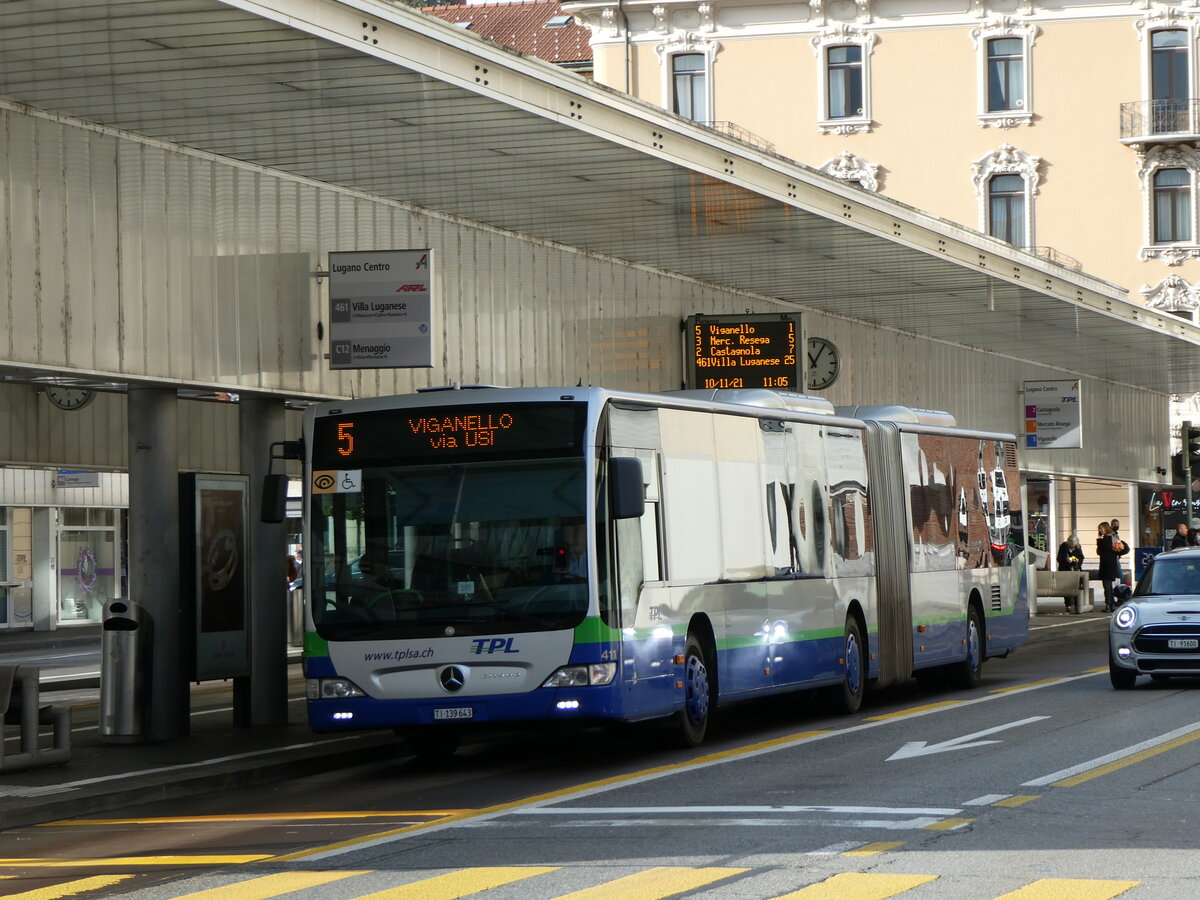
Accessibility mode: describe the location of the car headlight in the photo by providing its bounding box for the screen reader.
[1113,606,1137,630]
[306,678,367,699]
[541,663,617,688]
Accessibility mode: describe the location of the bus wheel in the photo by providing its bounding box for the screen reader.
[829,617,865,714]
[677,633,712,747]
[950,606,984,689]
[401,728,461,761]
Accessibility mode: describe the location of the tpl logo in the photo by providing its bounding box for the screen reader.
[469,637,519,655]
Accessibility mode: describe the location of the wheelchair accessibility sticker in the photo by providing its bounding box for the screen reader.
[312,470,362,493]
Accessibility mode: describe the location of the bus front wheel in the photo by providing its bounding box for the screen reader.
[676,633,712,747]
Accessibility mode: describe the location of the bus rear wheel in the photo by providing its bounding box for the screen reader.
[949,606,984,689]
[676,633,712,747]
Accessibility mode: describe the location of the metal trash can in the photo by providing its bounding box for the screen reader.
[100,599,151,743]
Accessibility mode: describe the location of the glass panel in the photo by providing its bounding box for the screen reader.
[1155,168,1190,187]
[58,529,115,623]
[991,174,1024,193]
[61,508,89,527]
[987,43,1024,112]
[311,458,589,641]
[673,53,704,72]
[827,46,863,118]
[1152,29,1188,49]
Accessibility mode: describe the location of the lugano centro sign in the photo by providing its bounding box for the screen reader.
[328,249,436,369]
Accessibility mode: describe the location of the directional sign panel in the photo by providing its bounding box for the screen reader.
[328,249,435,369]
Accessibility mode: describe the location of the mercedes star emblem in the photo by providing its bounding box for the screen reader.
[440,666,467,692]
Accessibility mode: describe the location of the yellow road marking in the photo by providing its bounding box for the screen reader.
[993,878,1139,899]
[843,841,903,856]
[272,731,830,861]
[356,866,558,898]
[40,811,468,826]
[864,701,961,721]
[554,866,747,899]
[994,795,1039,807]
[0,874,133,899]
[151,871,370,899]
[1083,666,1107,674]
[989,678,1065,693]
[771,872,938,899]
[1052,729,1200,787]
[0,856,271,867]
[922,817,974,831]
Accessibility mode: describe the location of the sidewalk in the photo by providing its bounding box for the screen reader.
[0,627,401,831]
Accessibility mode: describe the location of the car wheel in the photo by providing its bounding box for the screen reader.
[1109,650,1137,690]
[949,606,984,690]
[675,633,712,747]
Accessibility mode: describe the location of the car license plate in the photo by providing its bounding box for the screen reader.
[1168,639,1199,650]
[433,707,473,720]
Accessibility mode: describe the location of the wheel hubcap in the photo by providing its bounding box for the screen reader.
[684,654,709,724]
[845,632,862,695]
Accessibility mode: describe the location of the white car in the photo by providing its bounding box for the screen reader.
[1110,548,1200,689]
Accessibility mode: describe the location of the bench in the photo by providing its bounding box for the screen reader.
[0,665,71,772]
[1035,570,1091,614]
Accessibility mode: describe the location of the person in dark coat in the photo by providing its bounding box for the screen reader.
[1171,522,1190,549]
[1057,535,1084,571]
[1097,521,1129,613]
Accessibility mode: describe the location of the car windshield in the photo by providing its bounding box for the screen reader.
[310,457,590,640]
[1133,556,1200,597]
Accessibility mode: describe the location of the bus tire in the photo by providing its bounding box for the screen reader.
[676,633,712,747]
[401,728,461,761]
[828,616,865,714]
[949,605,984,690]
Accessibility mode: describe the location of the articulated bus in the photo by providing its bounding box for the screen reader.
[301,386,1029,756]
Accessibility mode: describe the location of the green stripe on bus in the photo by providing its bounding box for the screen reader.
[304,631,329,658]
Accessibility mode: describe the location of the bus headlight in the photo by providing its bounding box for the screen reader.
[541,663,617,688]
[1114,607,1137,630]
[306,678,367,699]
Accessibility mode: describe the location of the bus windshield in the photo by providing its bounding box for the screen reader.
[310,457,589,641]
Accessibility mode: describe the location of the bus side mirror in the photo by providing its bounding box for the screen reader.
[609,457,645,520]
[261,473,289,524]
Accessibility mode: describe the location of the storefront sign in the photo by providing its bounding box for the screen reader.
[328,249,435,369]
[1023,380,1082,449]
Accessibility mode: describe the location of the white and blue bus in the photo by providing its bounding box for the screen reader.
[301,386,1029,755]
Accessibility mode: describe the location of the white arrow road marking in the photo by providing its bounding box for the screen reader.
[887,716,1049,761]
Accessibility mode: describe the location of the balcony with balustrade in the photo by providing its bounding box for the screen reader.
[1120,99,1200,146]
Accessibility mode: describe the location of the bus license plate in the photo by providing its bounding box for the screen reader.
[1168,639,1199,650]
[433,707,474,720]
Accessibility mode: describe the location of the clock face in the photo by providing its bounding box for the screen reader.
[806,337,841,390]
[45,386,95,411]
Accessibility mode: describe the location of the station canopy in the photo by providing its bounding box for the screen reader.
[1,0,1198,395]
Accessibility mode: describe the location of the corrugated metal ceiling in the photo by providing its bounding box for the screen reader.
[0,0,1197,394]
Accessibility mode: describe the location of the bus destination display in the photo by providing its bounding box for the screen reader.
[686,313,801,390]
[311,402,586,469]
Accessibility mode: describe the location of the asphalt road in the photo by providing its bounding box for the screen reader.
[5,614,1200,899]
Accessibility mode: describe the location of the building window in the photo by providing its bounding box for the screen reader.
[1154,168,1192,243]
[672,53,707,121]
[1152,29,1190,133]
[973,144,1040,249]
[1139,145,1200,262]
[988,174,1027,247]
[987,38,1024,112]
[827,46,862,119]
[972,19,1037,128]
[812,26,876,135]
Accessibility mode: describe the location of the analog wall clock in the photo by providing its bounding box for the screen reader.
[45,385,95,411]
[806,337,841,390]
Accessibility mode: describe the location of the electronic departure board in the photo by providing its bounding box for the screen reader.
[685,313,802,390]
[310,402,587,470]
